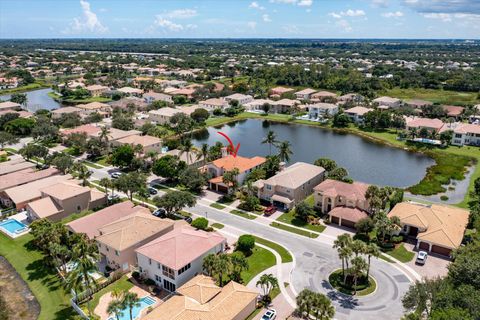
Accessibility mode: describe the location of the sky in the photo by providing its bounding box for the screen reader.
[0,0,479,39]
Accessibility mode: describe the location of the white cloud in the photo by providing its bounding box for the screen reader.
[270,0,313,6]
[382,11,404,18]
[249,2,265,10]
[423,12,452,22]
[422,12,480,24]
[298,0,313,6]
[154,17,185,31]
[165,9,197,19]
[336,19,352,32]
[372,0,389,8]
[63,0,107,34]
[329,9,365,19]
[262,14,272,22]
[247,21,257,29]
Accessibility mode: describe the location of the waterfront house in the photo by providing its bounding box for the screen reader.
[269,86,294,98]
[388,202,469,257]
[311,91,338,102]
[143,91,173,104]
[51,106,82,119]
[224,93,254,106]
[136,225,226,292]
[114,134,162,154]
[256,162,325,210]
[96,212,176,271]
[373,96,401,108]
[307,103,339,118]
[295,88,317,101]
[0,101,22,112]
[142,275,257,320]
[344,106,372,124]
[148,107,181,125]
[271,99,300,113]
[85,84,109,97]
[199,98,229,112]
[451,123,480,146]
[313,179,370,228]
[243,99,275,113]
[405,117,445,133]
[117,86,143,97]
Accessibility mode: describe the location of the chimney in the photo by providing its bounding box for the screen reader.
[279,162,286,171]
[221,147,228,158]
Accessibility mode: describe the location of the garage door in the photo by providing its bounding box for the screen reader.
[418,241,430,251]
[431,245,451,257]
[331,216,340,225]
[341,219,356,229]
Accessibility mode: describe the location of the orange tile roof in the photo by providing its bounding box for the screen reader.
[211,155,266,173]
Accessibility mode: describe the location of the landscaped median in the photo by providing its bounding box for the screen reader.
[230,209,257,220]
[328,269,377,297]
[270,222,319,238]
[252,236,293,263]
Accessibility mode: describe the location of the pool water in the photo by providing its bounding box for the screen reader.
[109,296,156,320]
[0,219,28,234]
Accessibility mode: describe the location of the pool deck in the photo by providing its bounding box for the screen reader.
[94,285,159,320]
[0,212,30,238]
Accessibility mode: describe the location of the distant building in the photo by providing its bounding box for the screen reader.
[295,88,317,101]
[373,96,401,108]
[344,106,372,124]
[224,93,254,106]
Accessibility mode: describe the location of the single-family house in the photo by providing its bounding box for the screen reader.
[85,84,109,97]
[26,182,107,222]
[295,88,317,101]
[199,98,229,112]
[404,99,433,110]
[405,117,445,133]
[338,93,364,105]
[136,225,226,292]
[269,86,294,98]
[243,99,275,113]
[307,103,339,118]
[142,275,257,320]
[388,202,469,257]
[0,167,59,193]
[51,106,82,119]
[207,154,266,193]
[442,105,464,119]
[373,96,401,108]
[114,134,162,153]
[451,123,480,146]
[344,106,372,124]
[170,88,196,99]
[313,179,370,228]
[148,107,182,125]
[66,201,150,239]
[143,91,173,105]
[311,91,338,102]
[117,86,143,97]
[96,212,176,271]
[256,162,325,210]
[0,101,22,112]
[0,155,36,176]
[270,99,299,114]
[76,102,112,117]
[224,93,254,106]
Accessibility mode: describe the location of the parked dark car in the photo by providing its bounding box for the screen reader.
[148,186,158,195]
[152,208,167,218]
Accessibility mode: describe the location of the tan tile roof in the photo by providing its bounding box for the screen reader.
[0,156,36,176]
[264,162,325,189]
[0,167,59,191]
[116,134,161,147]
[104,128,142,141]
[314,179,369,202]
[117,86,143,94]
[27,197,63,218]
[51,106,82,114]
[270,86,294,94]
[211,155,266,173]
[200,98,228,107]
[0,101,21,110]
[96,212,174,250]
[295,88,317,95]
[67,201,150,239]
[406,117,445,130]
[311,91,338,98]
[454,123,480,135]
[136,226,225,270]
[388,202,469,249]
[329,206,369,223]
[4,175,75,204]
[149,107,182,117]
[442,105,464,117]
[60,124,101,137]
[271,99,298,107]
[373,96,401,104]
[142,275,257,320]
[41,182,90,200]
[345,106,372,116]
[86,84,109,91]
[76,102,111,110]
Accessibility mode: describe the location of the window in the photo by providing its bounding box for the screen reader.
[155,275,161,282]
[157,262,161,269]
[178,263,191,275]
[115,250,119,256]
[266,185,272,190]
[162,265,175,279]
[77,205,81,212]
[163,279,176,292]
[286,189,290,193]
[106,247,109,252]
[149,259,152,265]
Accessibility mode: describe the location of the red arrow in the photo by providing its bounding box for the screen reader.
[217,131,240,157]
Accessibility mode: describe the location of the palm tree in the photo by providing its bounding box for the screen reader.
[197,143,209,163]
[365,243,380,279]
[107,299,124,320]
[215,253,231,287]
[350,240,366,257]
[338,246,352,283]
[179,139,194,165]
[145,150,158,163]
[262,130,278,155]
[202,253,218,277]
[277,140,293,163]
[351,256,368,295]
[121,292,141,320]
[296,288,315,318]
[75,256,98,315]
[64,268,83,299]
[99,177,112,198]
[333,234,353,281]
[75,163,92,186]
[230,252,249,283]
[222,168,240,195]
[311,292,335,320]
[256,273,278,302]
[99,126,110,145]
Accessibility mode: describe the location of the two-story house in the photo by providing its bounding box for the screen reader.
[451,123,480,146]
[307,103,339,119]
[344,106,372,124]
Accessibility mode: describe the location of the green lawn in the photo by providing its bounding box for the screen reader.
[384,244,415,263]
[60,210,93,224]
[211,223,224,229]
[94,156,110,167]
[210,203,226,210]
[49,92,112,104]
[381,87,480,106]
[230,209,257,220]
[0,233,76,320]
[328,269,377,297]
[276,210,326,233]
[89,276,133,314]
[83,161,103,169]
[252,236,293,263]
[0,81,48,95]
[241,246,276,284]
[270,222,319,238]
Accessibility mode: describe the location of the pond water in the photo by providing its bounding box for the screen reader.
[192,119,434,187]
[0,88,61,112]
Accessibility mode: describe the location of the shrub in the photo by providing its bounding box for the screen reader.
[440,195,449,201]
[236,234,255,256]
[132,271,140,279]
[391,235,404,244]
[191,217,209,230]
[144,278,156,286]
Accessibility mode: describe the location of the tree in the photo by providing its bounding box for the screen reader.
[121,292,141,320]
[448,239,480,290]
[314,158,337,172]
[311,292,335,320]
[65,132,88,155]
[263,155,280,178]
[31,121,58,142]
[236,234,255,256]
[202,253,218,277]
[230,251,249,283]
[152,155,186,180]
[262,130,278,155]
[256,273,278,302]
[333,233,353,281]
[178,167,207,192]
[277,140,293,163]
[296,288,315,318]
[190,108,210,124]
[191,217,209,230]
[114,173,147,201]
[107,299,124,320]
[110,145,135,169]
[170,113,194,136]
[364,243,380,279]
[350,256,368,295]
[222,168,240,194]
[295,200,315,222]
[73,163,92,186]
[239,194,260,212]
[215,253,232,287]
[51,153,74,174]
[4,118,35,136]
[0,131,19,149]
[402,277,445,318]
[197,143,209,162]
[332,112,351,127]
[99,177,112,198]
[262,102,271,114]
[328,167,349,181]
[10,93,27,105]
[440,130,453,145]
[152,190,196,215]
[112,115,134,130]
[0,112,19,130]
[179,139,194,165]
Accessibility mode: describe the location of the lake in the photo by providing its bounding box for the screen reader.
[0,88,61,112]
[192,119,434,187]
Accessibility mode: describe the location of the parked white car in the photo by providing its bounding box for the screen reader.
[416,250,428,265]
[261,309,277,320]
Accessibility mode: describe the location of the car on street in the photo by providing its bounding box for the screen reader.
[152,208,167,218]
[261,309,277,320]
[110,172,123,179]
[152,209,192,223]
[264,205,277,216]
[148,186,158,195]
[416,250,428,265]
[107,194,120,202]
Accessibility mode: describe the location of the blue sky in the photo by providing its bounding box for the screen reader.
[1,0,479,39]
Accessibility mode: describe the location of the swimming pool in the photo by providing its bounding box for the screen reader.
[108,296,156,320]
[0,219,28,236]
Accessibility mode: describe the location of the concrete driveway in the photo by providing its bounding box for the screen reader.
[403,242,450,278]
